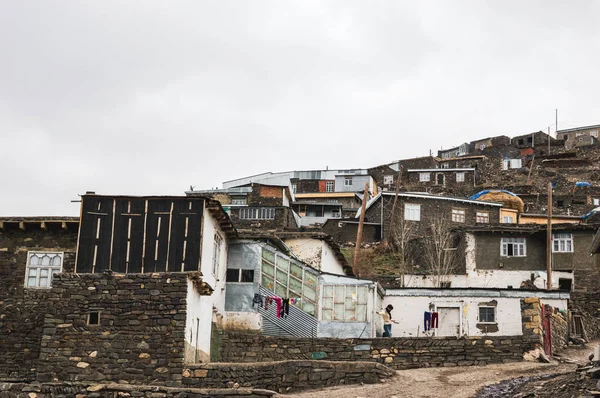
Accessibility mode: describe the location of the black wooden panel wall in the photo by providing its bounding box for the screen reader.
[75,196,114,273]
[76,197,205,273]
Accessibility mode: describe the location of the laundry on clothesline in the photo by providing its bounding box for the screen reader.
[423,311,439,331]
[252,293,264,308]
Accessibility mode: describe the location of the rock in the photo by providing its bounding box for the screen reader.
[87,385,104,392]
[384,357,393,364]
[76,362,89,368]
[89,351,97,358]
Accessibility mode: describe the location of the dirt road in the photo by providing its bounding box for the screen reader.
[288,345,593,398]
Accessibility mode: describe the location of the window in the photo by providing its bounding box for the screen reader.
[321,285,368,322]
[239,207,276,219]
[419,173,430,182]
[510,159,522,169]
[441,163,450,169]
[501,238,526,257]
[88,311,100,326]
[260,249,317,316]
[502,215,515,224]
[344,177,353,186]
[291,184,297,194]
[212,233,222,275]
[476,211,489,223]
[576,132,585,137]
[451,209,465,223]
[559,278,573,291]
[231,197,247,205]
[552,233,573,253]
[480,144,486,150]
[456,173,465,183]
[591,130,598,138]
[479,307,496,323]
[594,198,600,206]
[326,181,334,192]
[440,281,452,288]
[25,252,63,288]
[383,175,394,185]
[404,203,421,221]
[226,268,255,282]
[563,134,569,141]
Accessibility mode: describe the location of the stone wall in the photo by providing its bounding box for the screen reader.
[0,382,278,398]
[0,224,78,380]
[570,291,600,340]
[550,309,569,353]
[216,332,535,370]
[36,272,191,385]
[182,360,396,393]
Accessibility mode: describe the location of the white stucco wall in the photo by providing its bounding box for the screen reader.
[221,311,262,331]
[283,238,346,275]
[401,270,573,290]
[184,280,213,363]
[380,289,569,338]
[199,207,229,313]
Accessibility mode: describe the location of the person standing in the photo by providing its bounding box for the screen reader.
[377,304,398,337]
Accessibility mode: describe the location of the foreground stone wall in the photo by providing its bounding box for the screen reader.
[0,225,77,380]
[36,272,190,385]
[182,360,396,393]
[217,332,532,370]
[550,309,569,353]
[0,382,278,398]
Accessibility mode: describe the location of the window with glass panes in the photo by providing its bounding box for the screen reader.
[552,233,573,253]
[260,249,318,316]
[321,285,368,322]
[25,252,63,288]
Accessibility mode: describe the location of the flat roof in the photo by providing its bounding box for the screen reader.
[557,124,600,133]
[407,168,476,172]
[295,192,358,198]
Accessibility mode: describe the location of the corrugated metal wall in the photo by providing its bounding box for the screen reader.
[259,286,318,337]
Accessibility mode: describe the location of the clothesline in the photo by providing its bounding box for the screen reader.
[252,293,302,319]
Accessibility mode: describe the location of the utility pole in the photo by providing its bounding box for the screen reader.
[354,183,370,277]
[546,182,553,290]
[555,109,558,133]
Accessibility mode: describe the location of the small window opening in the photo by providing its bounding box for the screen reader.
[241,269,255,282]
[88,311,100,325]
[440,281,451,288]
[558,278,572,291]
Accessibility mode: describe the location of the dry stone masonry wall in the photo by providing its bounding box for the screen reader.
[36,272,190,385]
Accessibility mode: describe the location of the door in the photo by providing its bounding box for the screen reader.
[436,173,444,186]
[437,307,460,337]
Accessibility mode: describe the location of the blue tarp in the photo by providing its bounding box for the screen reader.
[576,182,592,187]
[468,189,518,201]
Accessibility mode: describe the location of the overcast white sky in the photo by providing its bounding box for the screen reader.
[1,1,599,215]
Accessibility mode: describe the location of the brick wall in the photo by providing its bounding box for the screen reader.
[0,226,77,380]
[36,272,190,385]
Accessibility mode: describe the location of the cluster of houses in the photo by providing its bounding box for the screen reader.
[2,124,600,384]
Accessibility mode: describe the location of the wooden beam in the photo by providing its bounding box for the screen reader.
[40,221,47,231]
[61,221,67,230]
[19,222,25,231]
[0,221,3,231]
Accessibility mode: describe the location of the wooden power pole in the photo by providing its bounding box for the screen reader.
[546,182,553,290]
[354,183,370,277]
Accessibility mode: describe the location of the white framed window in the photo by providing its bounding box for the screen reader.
[594,198,600,206]
[476,211,489,223]
[226,268,254,283]
[479,307,496,323]
[325,181,334,192]
[441,163,450,169]
[552,233,573,253]
[502,215,515,224]
[480,144,486,150]
[321,285,368,322]
[344,177,353,186]
[576,132,585,137]
[501,238,526,257]
[383,175,394,185]
[456,172,465,182]
[590,130,598,138]
[239,207,276,220]
[510,159,522,169]
[212,233,222,275]
[451,208,465,223]
[291,184,297,194]
[404,203,421,221]
[419,173,430,182]
[231,197,247,205]
[25,252,63,288]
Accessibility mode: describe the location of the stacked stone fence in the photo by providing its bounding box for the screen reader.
[0,382,278,398]
[549,308,569,353]
[182,360,396,393]
[216,332,535,370]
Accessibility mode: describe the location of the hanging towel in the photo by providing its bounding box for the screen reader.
[424,311,431,331]
[265,296,273,310]
[281,298,290,318]
[431,312,439,329]
[272,297,283,318]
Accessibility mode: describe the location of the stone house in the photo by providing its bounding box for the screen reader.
[511,131,557,149]
[438,143,469,159]
[368,156,439,193]
[187,183,298,231]
[405,167,476,193]
[469,135,511,153]
[292,192,363,226]
[0,217,79,381]
[558,124,600,149]
[360,192,503,240]
[33,194,237,384]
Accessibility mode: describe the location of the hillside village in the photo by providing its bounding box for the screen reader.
[3,124,600,396]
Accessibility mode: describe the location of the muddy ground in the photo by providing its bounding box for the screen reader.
[288,344,595,398]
